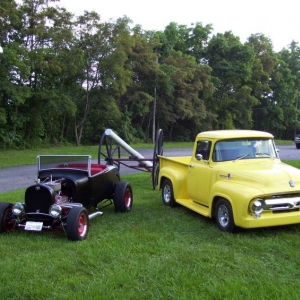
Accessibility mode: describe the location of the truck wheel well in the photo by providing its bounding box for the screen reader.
[212,196,231,218]
[211,197,219,218]
[159,176,168,189]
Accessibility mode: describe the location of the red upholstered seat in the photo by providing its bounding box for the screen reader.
[55,163,108,176]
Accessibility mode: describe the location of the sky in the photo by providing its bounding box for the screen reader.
[58,0,299,52]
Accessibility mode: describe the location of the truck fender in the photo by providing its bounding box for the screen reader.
[210,181,263,226]
[159,168,188,200]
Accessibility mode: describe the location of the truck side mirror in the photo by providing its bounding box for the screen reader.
[196,153,203,161]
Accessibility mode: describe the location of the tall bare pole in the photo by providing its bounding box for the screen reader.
[152,55,158,143]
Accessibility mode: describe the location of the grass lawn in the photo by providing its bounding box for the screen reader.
[0,142,298,299]
[1,168,300,299]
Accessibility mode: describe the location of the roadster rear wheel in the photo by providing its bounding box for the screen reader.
[114,181,133,212]
[66,207,89,241]
[0,202,15,233]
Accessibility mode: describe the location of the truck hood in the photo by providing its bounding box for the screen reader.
[217,160,300,193]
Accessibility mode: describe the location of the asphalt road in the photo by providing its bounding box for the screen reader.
[0,145,299,193]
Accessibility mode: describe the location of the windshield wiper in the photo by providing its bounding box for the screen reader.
[256,152,271,157]
[235,154,249,161]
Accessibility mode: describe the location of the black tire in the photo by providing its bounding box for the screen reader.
[161,179,176,207]
[296,144,300,149]
[0,202,15,233]
[114,181,133,212]
[66,207,89,241]
[215,198,237,232]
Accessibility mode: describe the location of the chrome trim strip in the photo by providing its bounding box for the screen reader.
[265,197,300,211]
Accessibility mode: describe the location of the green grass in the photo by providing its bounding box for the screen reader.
[275,139,294,145]
[1,166,300,299]
[0,142,298,299]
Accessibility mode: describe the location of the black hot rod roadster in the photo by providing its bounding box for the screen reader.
[0,155,133,241]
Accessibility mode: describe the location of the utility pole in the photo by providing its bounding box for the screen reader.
[152,55,158,143]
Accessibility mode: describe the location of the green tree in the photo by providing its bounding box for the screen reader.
[271,42,300,138]
[157,49,212,140]
[246,34,279,133]
[205,32,257,129]
[0,0,31,148]
[116,26,161,142]
[9,0,78,146]
[73,14,134,145]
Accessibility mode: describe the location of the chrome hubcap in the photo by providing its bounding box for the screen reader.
[163,185,171,203]
[218,204,229,227]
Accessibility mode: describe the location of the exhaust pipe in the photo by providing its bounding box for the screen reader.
[105,128,153,169]
[89,211,103,220]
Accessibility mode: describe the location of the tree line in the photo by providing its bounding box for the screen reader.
[1,0,300,149]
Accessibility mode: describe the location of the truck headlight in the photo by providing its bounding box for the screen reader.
[252,199,263,219]
[49,204,62,218]
[12,202,25,216]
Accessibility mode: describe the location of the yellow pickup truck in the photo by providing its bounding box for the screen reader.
[158,130,300,232]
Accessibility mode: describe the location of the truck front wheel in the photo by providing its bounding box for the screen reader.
[162,179,176,207]
[215,198,237,233]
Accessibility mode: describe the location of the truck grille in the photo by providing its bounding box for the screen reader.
[264,195,300,212]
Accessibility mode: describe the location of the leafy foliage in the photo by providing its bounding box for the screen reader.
[0,0,300,148]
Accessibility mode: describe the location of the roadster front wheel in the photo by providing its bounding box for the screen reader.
[66,207,89,241]
[0,202,15,233]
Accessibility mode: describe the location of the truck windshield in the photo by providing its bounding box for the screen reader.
[213,138,278,162]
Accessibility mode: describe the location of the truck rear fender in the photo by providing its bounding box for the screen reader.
[159,169,189,200]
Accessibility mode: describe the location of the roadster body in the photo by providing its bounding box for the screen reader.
[0,155,133,240]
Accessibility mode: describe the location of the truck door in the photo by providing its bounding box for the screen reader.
[187,140,212,206]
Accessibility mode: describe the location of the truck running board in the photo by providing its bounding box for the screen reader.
[176,199,210,217]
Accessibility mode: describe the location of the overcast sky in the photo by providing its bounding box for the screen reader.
[58,0,299,52]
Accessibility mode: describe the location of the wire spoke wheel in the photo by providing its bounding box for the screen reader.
[98,131,121,171]
[152,129,163,189]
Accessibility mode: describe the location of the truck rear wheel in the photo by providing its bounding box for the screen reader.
[162,179,176,207]
[215,198,237,232]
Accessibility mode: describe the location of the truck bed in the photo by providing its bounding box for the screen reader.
[158,155,191,166]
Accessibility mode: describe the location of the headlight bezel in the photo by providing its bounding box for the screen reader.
[12,202,25,216]
[251,198,264,218]
[49,204,62,218]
